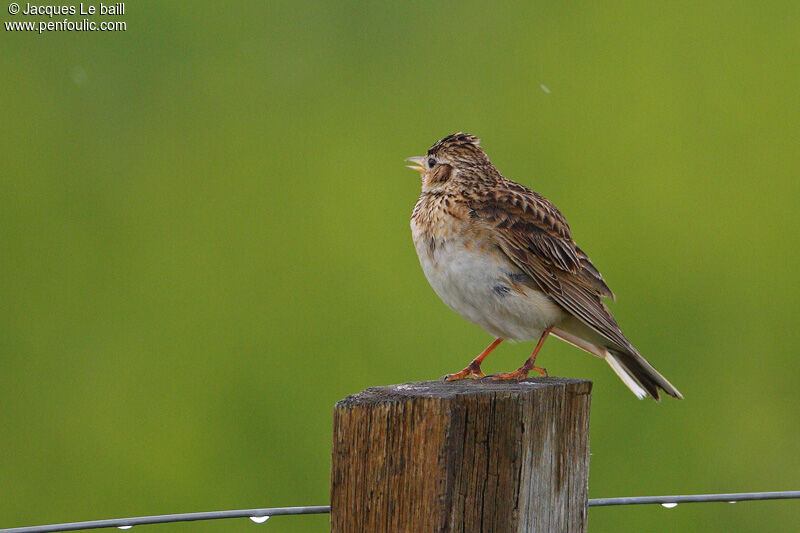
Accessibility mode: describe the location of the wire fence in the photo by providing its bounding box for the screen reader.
[2,491,798,533]
[588,490,800,507]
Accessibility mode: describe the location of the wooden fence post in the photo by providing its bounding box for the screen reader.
[330,377,592,532]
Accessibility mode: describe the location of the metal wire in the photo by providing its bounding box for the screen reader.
[0,506,331,533]
[1,491,798,533]
[587,490,800,507]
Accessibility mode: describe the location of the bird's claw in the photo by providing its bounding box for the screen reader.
[490,365,547,381]
[442,361,485,382]
[490,370,527,381]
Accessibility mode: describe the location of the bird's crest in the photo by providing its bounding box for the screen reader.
[427,133,488,167]
[428,132,481,155]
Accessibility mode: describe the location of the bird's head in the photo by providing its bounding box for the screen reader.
[406,133,490,192]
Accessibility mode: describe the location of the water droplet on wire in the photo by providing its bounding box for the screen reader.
[250,516,270,524]
[118,527,133,530]
[661,502,678,509]
[728,500,737,504]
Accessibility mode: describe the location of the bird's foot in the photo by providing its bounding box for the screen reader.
[442,360,486,382]
[491,364,547,381]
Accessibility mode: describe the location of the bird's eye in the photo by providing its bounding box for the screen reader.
[428,158,436,168]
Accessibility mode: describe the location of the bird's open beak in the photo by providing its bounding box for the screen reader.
[405,156,426,173]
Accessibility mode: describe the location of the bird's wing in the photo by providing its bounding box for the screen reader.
[466,180,635,352]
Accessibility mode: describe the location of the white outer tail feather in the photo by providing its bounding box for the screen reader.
[552,327,679,400]
[552,327,648,398]
[603,349,647,399]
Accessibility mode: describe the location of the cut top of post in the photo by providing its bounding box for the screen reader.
[336,376,592,406]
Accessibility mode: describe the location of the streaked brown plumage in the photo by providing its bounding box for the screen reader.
[408,133,682,400]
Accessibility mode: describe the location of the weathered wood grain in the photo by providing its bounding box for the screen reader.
[330,377,592,532]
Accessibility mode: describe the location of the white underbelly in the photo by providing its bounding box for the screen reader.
[414,237,564,341]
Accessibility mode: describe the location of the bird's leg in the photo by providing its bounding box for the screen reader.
[492,327,552,381]
[443,338,503,381]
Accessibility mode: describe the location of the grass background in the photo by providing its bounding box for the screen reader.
[2,1,799,531]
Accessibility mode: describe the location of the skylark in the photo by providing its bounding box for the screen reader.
[407,133,682,400]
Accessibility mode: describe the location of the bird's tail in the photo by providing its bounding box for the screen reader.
[603,347,683,401]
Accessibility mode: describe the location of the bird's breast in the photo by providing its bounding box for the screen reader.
[410,195,564,340]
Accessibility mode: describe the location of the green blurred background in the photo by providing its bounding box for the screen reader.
[2,1,799,531]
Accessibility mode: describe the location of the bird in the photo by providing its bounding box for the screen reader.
[407,133,682,400]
